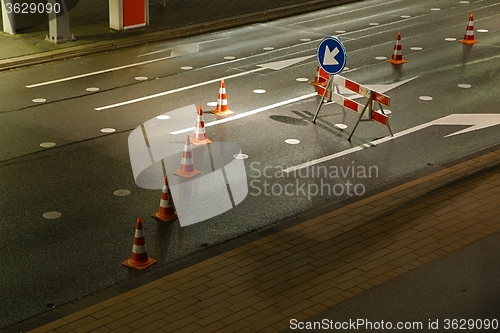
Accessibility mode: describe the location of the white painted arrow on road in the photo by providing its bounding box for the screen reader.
[95,55,314,111]
[433,114,500,137]
[284,114,500,173]
[257,55,315,70]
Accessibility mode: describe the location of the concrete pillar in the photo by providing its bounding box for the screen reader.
[46,0,75,44]
[1,0,16,34]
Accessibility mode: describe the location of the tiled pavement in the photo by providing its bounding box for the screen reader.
[24,146,500,333]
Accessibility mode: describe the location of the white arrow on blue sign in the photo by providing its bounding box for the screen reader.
[317,36,347,75]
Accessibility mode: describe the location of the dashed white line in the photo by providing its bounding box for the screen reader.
[26,55,174,88]
[95,68,266,111]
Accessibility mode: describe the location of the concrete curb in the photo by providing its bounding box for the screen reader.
[0,0,357,71]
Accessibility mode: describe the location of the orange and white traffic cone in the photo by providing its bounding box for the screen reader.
[191,106,212,145]
[211,79,234,117]
[174,135,201,178]
[151,175,178,222]
[309,66,324,87]
[387,32,407,65]
[460,14,478,44]
[123,218,157,270]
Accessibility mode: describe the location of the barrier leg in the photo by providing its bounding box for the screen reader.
[335,84,347,113]
[378,103,394,137]
[313,77,332,124]
[348,93,373,142]
[386,120,394,137]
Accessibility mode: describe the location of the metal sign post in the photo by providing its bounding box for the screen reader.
[47,0,74,44]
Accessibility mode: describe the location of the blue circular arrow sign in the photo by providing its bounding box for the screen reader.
[317,36,347,75]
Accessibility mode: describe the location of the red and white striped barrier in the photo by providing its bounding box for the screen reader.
[314,70,391,127]
[332,75,390,108]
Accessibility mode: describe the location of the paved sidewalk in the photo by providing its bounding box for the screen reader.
[16,146,500,333]
[0,0,355,70]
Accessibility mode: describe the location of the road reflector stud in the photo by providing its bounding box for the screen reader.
[123,218,157,270]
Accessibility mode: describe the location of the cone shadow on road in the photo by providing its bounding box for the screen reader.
[270,114,308,125]
[462,44,473,64]
[295,110,357,143]
[154,218,176,261]
[390,63,404,80]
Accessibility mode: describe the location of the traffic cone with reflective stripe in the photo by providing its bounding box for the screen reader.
[387,32,407,65]
[151,175,178,222]
[211,80,234,117]
[460,14,478,44]
[123,218,157,270]
[309,66,326,87]
[174,135,201,178]
[191,106,212,145]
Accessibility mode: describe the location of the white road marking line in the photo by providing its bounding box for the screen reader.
[138,49,171,57]
[283,146,366,174]
[170,93,317,135]
[95,68,266,111]
[26,55,174,88]
[283,126,427,174]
